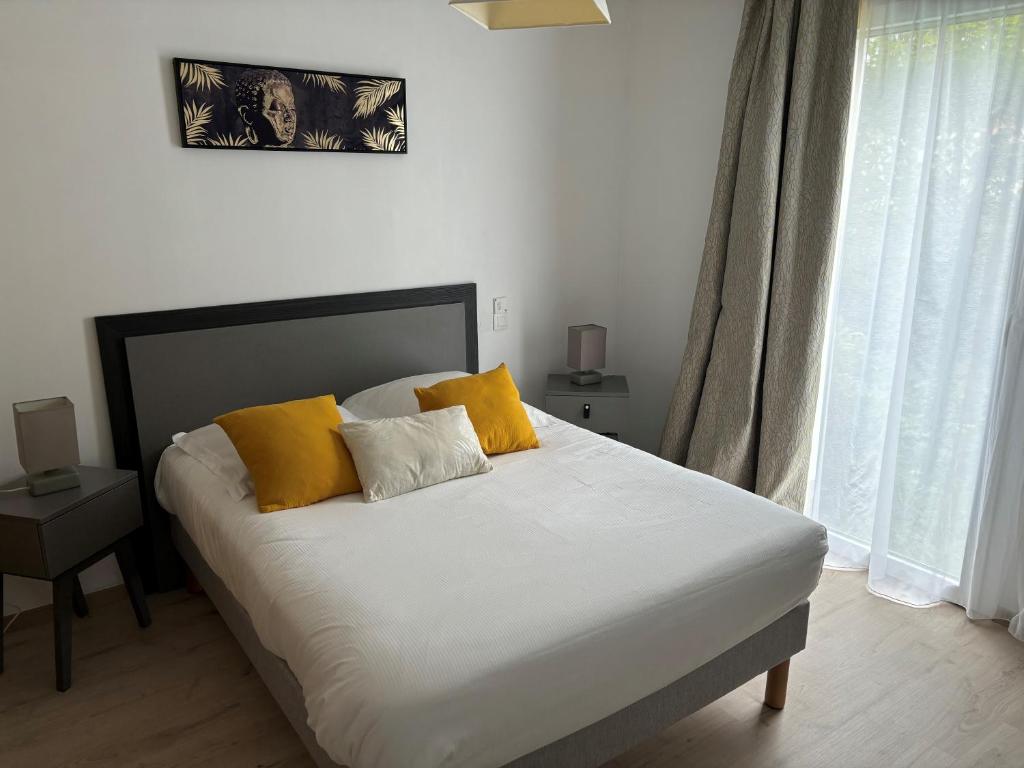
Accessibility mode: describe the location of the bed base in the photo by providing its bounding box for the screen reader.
[171,517,807,768]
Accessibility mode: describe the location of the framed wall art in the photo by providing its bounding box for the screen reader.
[173,57,407,154]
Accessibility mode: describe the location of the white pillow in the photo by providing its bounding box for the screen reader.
[342,372,469,420]
[342,371,556,428]
[338,405,362,424]
[521,401,556,428]
[172,424,253,501]
[172,405,362,500]
[339,405,492,503]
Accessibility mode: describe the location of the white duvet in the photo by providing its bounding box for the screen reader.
[156,417,827,768]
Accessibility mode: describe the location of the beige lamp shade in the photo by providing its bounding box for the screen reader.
[13,397,80,474]
[450,0,610,30]
[568,324,607,371]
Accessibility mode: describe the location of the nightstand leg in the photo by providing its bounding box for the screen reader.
[115,539,151,629]
[72,576,89,618]
[1,573,5,675]
[53,574,74,691]
[184,566,205,596]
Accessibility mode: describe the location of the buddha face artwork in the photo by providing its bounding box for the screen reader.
[233,69,297,147]
[175,58,407,154]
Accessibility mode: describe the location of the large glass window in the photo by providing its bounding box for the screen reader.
[810,1,1024,604]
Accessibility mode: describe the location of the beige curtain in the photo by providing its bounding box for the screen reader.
[659,0,859,511]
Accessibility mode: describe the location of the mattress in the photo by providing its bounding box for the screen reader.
[155,417,827,768]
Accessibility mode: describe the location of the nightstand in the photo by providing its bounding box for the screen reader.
[545,374,629,440]
[0,466,151,691]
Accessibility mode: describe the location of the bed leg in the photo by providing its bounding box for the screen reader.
[184,567,205,596]
[764,659,790,710]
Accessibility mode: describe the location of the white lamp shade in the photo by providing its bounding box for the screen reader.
[450,0,610,30]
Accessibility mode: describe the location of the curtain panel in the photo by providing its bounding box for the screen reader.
[958,250,1024,639]
[659,0,859,511]
[808,0,1024,612]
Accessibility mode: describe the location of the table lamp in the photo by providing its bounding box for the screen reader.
[13,397,81,496]
[567,324,606,385]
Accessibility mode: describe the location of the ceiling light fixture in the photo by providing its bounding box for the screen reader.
[449,0,610,30]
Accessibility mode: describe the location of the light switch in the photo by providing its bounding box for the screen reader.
[492,296,509,332]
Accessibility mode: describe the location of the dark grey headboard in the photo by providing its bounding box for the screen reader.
[96,284,477,591]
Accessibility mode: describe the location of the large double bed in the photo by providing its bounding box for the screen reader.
[96,283,827,768]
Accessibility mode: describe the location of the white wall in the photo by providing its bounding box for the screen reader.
[613,0,743,452]
[0,0,743,613]
[0,0,629,611]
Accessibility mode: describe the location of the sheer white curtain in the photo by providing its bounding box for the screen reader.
[956,223,1024,637]
[809,0,1024,607]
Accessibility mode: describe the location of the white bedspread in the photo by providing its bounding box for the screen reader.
[156,417,827,768]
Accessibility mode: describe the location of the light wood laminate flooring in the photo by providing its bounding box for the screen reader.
[1,570,1021,768]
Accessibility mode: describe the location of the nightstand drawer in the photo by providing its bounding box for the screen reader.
[41,480,142,577]
[545,395,628,435]
[0,517,45,577]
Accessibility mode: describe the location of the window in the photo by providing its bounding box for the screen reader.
[809,2,1024,604]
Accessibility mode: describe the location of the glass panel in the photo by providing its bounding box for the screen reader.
[812,7,1024,592]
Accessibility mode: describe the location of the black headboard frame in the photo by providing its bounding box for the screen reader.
[96,284,478,591]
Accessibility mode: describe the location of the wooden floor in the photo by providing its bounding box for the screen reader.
[1,569,1022,768]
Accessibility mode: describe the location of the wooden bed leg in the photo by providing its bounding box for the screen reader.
[184,567,204,596]
[764,659,790,710]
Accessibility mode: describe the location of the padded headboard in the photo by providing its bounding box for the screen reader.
[96,284,478,591]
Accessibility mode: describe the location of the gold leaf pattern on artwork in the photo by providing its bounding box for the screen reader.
[302,130,344,150]
[209,132,249,147]
[360,126,405,152]
[353,79,402,119]
[302,72,347,94]
[183,100,214,145]
[179,62,226,92]
[384,105,405,140]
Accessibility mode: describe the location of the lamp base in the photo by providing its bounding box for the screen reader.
[27,466,80,496]
[569,370,603,386]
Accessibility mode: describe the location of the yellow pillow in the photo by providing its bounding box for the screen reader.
[414,364,539,455]
[214,395,360,513]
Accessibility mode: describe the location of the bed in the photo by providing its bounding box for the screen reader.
[95,283,827,768]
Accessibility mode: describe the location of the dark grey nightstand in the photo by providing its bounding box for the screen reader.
[0,466,151,691]
[545,374,630,440]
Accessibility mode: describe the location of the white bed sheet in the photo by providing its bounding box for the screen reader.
[156,417,827,768]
